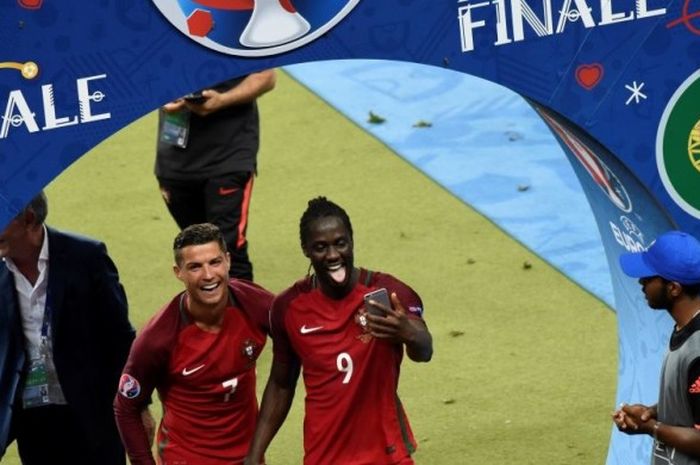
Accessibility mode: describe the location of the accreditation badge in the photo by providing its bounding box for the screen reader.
[160,110,190,148]
[22,337,67,408]
[22,356,50,408]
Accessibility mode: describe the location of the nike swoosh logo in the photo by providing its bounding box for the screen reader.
[182,364,205,376]
[218,187,239,196]
[300,325,324,335]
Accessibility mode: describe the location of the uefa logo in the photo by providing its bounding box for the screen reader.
[152,0,361,57]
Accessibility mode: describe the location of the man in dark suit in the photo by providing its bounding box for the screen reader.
[0,191,136,465]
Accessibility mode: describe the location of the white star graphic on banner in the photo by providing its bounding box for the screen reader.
[625,81,647,105]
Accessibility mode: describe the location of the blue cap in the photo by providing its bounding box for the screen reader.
[619,231,700,285]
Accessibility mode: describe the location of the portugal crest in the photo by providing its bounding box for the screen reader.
[657,69,700,218]
[354,309,372,343]
[241,338,260,361]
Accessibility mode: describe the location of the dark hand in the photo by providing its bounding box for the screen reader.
[612,403,656,435]
[183,89,222,116]
[366,292,416,344]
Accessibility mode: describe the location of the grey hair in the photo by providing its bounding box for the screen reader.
[22,191,48,225]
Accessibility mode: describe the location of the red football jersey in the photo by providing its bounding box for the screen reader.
[271,269,424,465]
[115,280,272,465]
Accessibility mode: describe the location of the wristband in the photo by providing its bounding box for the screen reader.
[653,421,662,441]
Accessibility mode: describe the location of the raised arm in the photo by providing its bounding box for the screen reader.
[367,292,433,362]
[187,69,277,117]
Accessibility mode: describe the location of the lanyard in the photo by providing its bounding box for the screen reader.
[40,289,52,339]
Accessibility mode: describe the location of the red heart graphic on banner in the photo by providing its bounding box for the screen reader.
[575,64,604,90]
[17,0,42,9]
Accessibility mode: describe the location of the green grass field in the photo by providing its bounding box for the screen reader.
[3,69,618,464]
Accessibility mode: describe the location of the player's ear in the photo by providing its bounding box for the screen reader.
[225,251,232,273]
[173,264,183,281]
[301,243,311,258]
[668,281,682,298]
[14,209,35,228]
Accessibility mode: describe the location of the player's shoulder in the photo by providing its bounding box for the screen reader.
[273,276,313,310]
[368,269,412,292]
[683,327,700,356]
[672,316,700,353]
[229,279,274,333]
[229,278,274,304]
[136,293,183,346]
[367,269,424,317]
[271,277,314,324]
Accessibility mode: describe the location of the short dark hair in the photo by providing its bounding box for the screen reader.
[19,191,48,225]
[299,196,353,247]
[653,277,700,298]
[173,223,227,266]
[682,282,700,298]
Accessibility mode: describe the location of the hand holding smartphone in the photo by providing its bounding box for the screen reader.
[183,91,207,104]
[363,288,391,316]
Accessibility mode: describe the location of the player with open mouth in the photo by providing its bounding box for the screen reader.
[245,196,433,465]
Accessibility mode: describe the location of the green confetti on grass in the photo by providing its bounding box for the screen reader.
[368,111,386,124]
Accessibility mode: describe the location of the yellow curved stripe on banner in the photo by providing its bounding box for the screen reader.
[0,61,39,79]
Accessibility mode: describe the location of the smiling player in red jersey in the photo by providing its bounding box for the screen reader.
[114,223,273,465]
[244,197,433,465]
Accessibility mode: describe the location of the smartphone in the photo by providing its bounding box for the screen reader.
[183,91,206,104]
[364,288,391,316]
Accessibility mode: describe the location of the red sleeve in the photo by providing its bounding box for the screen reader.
[373,272,424,318]
[113,304,176,465]
[229,279,274,334]
[270,285,301,365]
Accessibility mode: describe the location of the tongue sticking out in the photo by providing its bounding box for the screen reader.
[329,266,347,284]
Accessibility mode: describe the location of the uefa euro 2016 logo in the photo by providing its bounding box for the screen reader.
[656,70,700,219]
[118,374,141,399]
[152,0,360,57]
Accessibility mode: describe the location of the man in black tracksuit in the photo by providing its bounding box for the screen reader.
[155,70,276,281]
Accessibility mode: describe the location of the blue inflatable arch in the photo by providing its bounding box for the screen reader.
[2,1,700,463]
